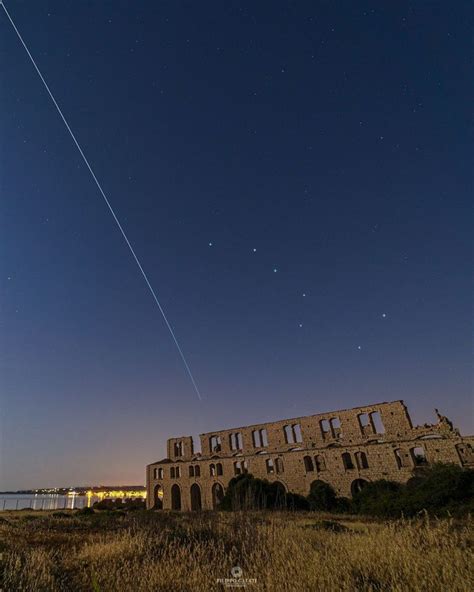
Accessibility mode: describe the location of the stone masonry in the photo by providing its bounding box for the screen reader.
[146,400,474,511]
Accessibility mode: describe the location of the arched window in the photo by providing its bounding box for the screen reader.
[303,455,314,472]
[265,458,275,474]
[171,484,181,510]
[330,417,342,438]
[351,479,368,496]
[283,425,295,444]
[209,435,221,453]
[189,465,195,477]
[275,458,284,474]
[173,441,183,457]
[342,452,354,470]
[212,483,224,509]
[370,411,385,434]
[216,463,223,476]
[394,448,403,469]
[314,454,326,471]
[293,424,303,443]
[170,467,175,478]
[153,484,163,510]
[355,451,369,469]
[190,483,202,511]
[194,465,201,477]
[158,468,163,479]
[229,432,243,451]
[358,413,370,429]
[252,428,269,448]
[175,466,181,478]
[320,419,330,438]
[252,429,261,447]
[210,463,216,476]
[284,424,302,444]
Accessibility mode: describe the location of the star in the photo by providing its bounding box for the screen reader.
[299,323,303,328]
[273,268,278,273]
[382,313,387,318]
[208,242,213,247]
[302,293,306,297]
[357,345,362,350]
[252,248,257,252]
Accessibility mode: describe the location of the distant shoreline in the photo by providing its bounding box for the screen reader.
[0,485,146,495]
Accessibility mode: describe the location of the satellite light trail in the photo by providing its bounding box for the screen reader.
[1,1,202,400]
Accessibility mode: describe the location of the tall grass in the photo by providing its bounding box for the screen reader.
[0,510,472,591]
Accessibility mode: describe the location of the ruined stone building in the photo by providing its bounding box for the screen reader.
[146,400,474,511]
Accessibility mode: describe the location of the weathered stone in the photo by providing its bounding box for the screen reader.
[146,400,474,511]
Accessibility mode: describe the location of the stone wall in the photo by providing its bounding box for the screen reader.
[146,400,473,511]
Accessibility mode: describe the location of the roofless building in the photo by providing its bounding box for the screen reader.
[146,400,473,511]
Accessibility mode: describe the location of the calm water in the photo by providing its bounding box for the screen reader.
[0,493,99,511]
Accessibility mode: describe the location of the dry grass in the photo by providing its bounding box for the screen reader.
[0,510,473,591]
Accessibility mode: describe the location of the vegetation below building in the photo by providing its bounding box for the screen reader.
[220,463,474,517]
[0,509,472,591]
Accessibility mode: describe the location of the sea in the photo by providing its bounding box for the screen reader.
[0,493,99,511]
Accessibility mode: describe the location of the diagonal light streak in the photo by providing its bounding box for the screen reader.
[1,1,202,400]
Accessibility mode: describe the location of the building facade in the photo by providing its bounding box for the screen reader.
[146,400,474,511]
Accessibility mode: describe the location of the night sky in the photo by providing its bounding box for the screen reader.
[1,1,472,490]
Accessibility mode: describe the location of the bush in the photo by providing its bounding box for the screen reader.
[93,499,118,511]
[92,498,145,512]
[307,481,337,511]
[401,463,474,516]
[286,492,310,511]
[220,474,276,510]
[76,506,94,516]
[219,474,306,511]
[214,463,473,517]
[334,497,352,513]
[352,464,474,517]
[352,480,402,517]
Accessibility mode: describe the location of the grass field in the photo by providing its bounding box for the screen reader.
[0,509,473,591]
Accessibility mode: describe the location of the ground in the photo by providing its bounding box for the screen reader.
[0,509,472,591]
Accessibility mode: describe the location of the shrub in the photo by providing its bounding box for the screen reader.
[76,506,95,516]
[307,481,337,511]
[219,474,304,511]
[352,480,402,517]
[93,499,117,511]
[220,474,276,511]
[351,464,474,517]
[401,463,474,516]
[334,497,352,513]
[286,492,310,511]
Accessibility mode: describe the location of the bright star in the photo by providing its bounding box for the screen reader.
[273,268,278,273]
[208,242,213,247]
[382,313,387,318]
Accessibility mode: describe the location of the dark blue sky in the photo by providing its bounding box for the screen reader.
[1,1,472,489]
